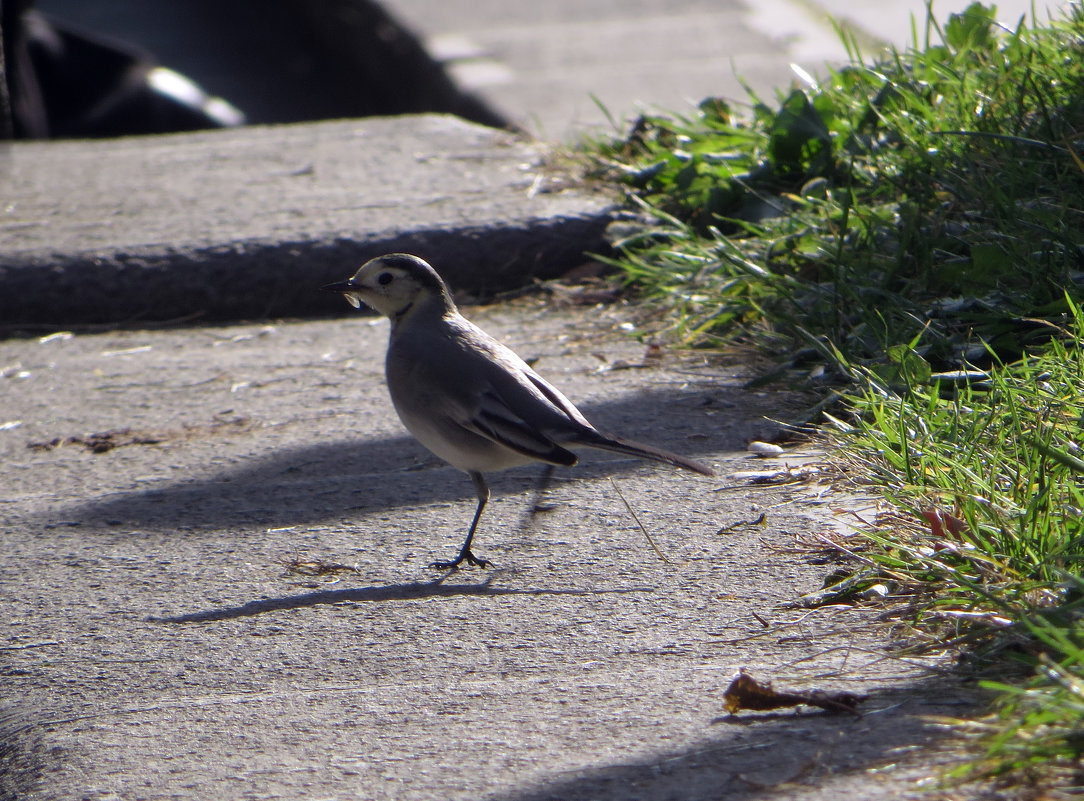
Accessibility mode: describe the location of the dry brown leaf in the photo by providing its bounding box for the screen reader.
[722,670,865,716]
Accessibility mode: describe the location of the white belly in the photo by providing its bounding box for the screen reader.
[395,403,536,473]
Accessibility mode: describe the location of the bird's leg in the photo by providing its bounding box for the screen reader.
[431,471,493,570]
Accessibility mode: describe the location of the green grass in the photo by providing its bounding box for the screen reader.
[589,2,1084,369]
[833,308,1084,785]
[583,1,1084,790]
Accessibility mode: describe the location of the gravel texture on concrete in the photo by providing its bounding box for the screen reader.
[1,299,983,800]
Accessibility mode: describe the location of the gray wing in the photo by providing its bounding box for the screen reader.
[387,315,589,466]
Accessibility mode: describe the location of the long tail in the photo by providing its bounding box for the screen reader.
[572,429,715,476]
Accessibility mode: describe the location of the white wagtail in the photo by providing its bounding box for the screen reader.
[323,253,715,570]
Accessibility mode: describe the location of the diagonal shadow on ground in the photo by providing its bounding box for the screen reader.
[497,677,987,801]
[45,385,749,535]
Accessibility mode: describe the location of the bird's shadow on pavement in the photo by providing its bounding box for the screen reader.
[47,386,760,535]
[151,573,653,624]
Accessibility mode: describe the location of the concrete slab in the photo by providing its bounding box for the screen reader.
[0,300,983,800]
[389,0,811,140]
[388,0,1068,138]
[0,115,616,327]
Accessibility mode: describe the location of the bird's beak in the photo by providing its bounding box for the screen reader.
[322,280,364,309]
[321,280,356,293]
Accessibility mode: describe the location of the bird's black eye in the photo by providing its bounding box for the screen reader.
[377,272,394,286]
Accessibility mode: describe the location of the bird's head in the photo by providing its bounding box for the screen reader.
[322,254,454,321]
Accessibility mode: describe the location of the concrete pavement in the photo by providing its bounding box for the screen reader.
[1,301,983,800]
[386,0,1063,139]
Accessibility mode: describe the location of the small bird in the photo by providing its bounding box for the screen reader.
[323,254,714,569]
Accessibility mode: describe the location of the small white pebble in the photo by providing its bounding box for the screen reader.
[747,441,784,456]
[857,583,890,601]
[101,345,153,357]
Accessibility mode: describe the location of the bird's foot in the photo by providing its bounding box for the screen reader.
[429,550,492,570]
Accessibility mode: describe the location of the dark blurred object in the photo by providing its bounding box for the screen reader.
[287,0,508,127]
[0,0,243,138]
[0,0,509,140]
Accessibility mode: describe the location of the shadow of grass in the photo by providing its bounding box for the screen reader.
[498,678,986,801]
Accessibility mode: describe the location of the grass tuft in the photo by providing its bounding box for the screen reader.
[588,2,1084,373]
